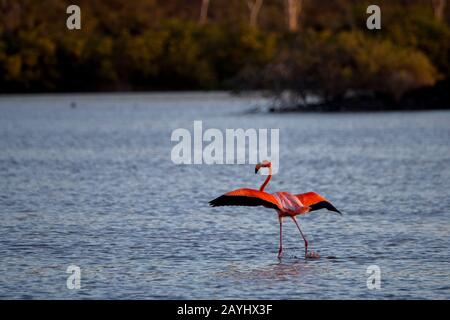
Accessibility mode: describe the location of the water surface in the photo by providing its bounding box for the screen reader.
[0,93,449,299]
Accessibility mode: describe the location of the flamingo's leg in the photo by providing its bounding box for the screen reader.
[278,216,283,259]
[292,217,308,257]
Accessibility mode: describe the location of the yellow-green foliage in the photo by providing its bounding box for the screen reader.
[0,0,448,95]
[338,31,439,100]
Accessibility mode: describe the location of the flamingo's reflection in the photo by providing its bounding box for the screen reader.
[217,256,323,282]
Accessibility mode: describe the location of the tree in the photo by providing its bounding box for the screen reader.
[247,0,264,28]
[286,0,303,32]
[199,0,210,25]
[432,0,446,22]
[259,31,439,106]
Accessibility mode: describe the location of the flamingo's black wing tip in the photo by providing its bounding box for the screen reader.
[209,195,224,207]
[329,203,342,215]
[310,201,342,215]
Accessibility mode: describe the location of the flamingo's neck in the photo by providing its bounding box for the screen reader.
[259,166,272,192]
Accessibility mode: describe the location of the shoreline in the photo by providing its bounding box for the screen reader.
[268,79,450,113]
[1,79,450,113]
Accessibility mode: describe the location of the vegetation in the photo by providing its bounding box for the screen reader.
[1,0,450,109]
[251,30,439,107]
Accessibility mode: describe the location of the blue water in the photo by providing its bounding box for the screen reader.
[0,93,449,299]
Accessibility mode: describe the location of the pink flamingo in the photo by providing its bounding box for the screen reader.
[209,160,341,259]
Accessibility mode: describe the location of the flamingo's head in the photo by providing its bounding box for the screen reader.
[255,160,272,174]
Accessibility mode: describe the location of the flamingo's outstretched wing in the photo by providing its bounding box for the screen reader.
[209,188,281,210]
[295,192,341,214]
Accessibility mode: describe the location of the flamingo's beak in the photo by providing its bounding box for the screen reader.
[255,163,262,174]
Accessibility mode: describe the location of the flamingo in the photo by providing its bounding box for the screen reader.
[209,160,341,259]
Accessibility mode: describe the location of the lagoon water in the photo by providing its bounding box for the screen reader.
[0,93,449,299]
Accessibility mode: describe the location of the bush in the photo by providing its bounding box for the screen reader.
[385,7,450,77]
[260,30,439,105]
[343,31,439,101]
